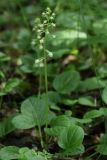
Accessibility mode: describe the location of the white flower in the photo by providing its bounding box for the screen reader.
[46,50,53,58]
[35,59,40,64]
[46,30,49,35]
[52,23,56,27]
[43,20,47,24]
[52,13,55,17]
[40,39,44,44]
[39,45,43,50]
[48,52,53,58]
[39,24,43,28]
[37,29,41,33]
[39,62,44,67]
[37,36,41,39]
[42,12,45,16]
[50,16,54,20]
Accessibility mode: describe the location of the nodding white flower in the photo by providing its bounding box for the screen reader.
[39,45,43,50]
[52,23,56,27]
[42,12,45,16]
[35,62,44,68]
[46,7,51,12]
[50,16,54,20]
[48,52,53,58]
[40,39,44,44]
[37,36,41,39]
[46,11,50,15]
[39,62,44,67]
[37,29,41,33]
[46,30,49,35]
[43,20,47,24]
[35,59,40,64]
[46,50,53,58]
[39,24,44,28]
[52,13,55,17]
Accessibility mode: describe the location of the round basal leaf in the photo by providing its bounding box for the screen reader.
[102,87,107,104]
[84,109,103,119]
[53,70,80,94]
[45,126,65,136]
[58,125,84,152]
[0,146,19,160]
[78,77,106,91]
[12,96,55,129]
[51,115,71,127]
[63,144,85,155]
[12,114,36,129]
[41,91,61,104]
[45,115,72,136]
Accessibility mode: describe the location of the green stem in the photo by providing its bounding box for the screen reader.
[43,41,49,127]
[36,45,44,148]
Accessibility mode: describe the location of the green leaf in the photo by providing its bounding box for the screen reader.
[52,49,70,59]
[12,96,55,129]
[78,77,107,91]
[58,125,84,154]
[99,108,107,116]
[97,63,107,78]
[96,134,107,155]
[45,126,65,136]
[102,87,107,104]
[78,96,96,107]
[41,91,61,105]
[63,99,78,106]
[0,116,15,138]
[63,144,85,155]
[51,115,71,127]
[0,52,10,62]
[53,71,80,94]
[84,109,103,119]
[19,147,43,160]
[0,78,21,96]
[45,115,71,136]
[0,146,19,160]
[4,78,21,92]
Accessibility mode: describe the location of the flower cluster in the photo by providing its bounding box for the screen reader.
[31,7,56,50]
[34,50,53,68]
